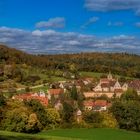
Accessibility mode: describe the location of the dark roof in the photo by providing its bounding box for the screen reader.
[109,81,116,87]
[129,80,140,90]
[101,83,110,88]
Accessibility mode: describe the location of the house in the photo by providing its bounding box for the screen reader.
[60,82,73,90]
[12,92,48,106]
[92,72,128,98]
[59,83,65,89]
[47,89,64,99]
[83,99,110,111]
[93,100,109,111]
[82,77,93,85]
[122,83,128,91]
[83,91,115,98]
[54,100,63,110]
[128,80,140,95]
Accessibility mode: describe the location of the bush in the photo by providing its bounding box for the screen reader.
[83,111,117,128]
[45,108,61,130]
[83,111,103,124]
[100,112,118,128]
[72,120,91,128]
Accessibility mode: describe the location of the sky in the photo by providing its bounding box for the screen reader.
[0,0,140,54]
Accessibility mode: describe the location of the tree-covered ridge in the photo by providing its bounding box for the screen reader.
[0,45,140,78]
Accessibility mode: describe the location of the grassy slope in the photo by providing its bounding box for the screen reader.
[41,128,140,140]
[1,128,140,140]
[0,130,76,140]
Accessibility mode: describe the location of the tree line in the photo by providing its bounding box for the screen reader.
[0,45,140,78]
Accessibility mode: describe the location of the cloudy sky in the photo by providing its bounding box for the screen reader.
[0,0,140,54]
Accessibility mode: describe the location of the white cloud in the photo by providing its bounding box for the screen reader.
[0,26,140,54]
[32,29,56,36]
[32,30,42,36]
[85,0,140,15]
[135,22,140,27]
[81,17,99,28]
[36,17,65,29]
[68,40,81,45]
[108,21,123,26]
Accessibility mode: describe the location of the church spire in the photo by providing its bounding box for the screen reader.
[107,71,113,80]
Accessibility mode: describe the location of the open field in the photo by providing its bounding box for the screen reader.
[1,128,140,140]
[80,71,135,79]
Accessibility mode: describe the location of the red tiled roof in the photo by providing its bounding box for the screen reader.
[94,100,107,107]
[100,78,109,83]
[13,93,48,106]
[84,101,94,106]
[48,89,64,95]
[84,100,108,107]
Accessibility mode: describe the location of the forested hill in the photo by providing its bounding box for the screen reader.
[0,45,140,78]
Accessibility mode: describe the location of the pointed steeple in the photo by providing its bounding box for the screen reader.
[107,71,113,80]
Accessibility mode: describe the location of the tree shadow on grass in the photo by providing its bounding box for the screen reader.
[0,135,45,140]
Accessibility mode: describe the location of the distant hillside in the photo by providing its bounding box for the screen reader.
[0,45,140,78]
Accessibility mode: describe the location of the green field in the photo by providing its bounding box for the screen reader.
[80,71,134,79]
[80,71,103,78]
[1,128,140,140]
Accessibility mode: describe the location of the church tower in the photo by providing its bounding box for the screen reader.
[107,72,113,80]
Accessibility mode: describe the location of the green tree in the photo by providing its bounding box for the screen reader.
[121,88,138,101]
[1,104,42,133]
[71,85,78,100]
[24,99,47,127]
[26,113,42,133]
[45,108,61,129]
[83,111,103,125]
[62,102,74,123]
[101,112,118,128]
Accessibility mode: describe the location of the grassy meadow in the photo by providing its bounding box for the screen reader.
[1,128,140,140]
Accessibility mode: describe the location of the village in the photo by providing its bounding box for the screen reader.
[12,72,140,114]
